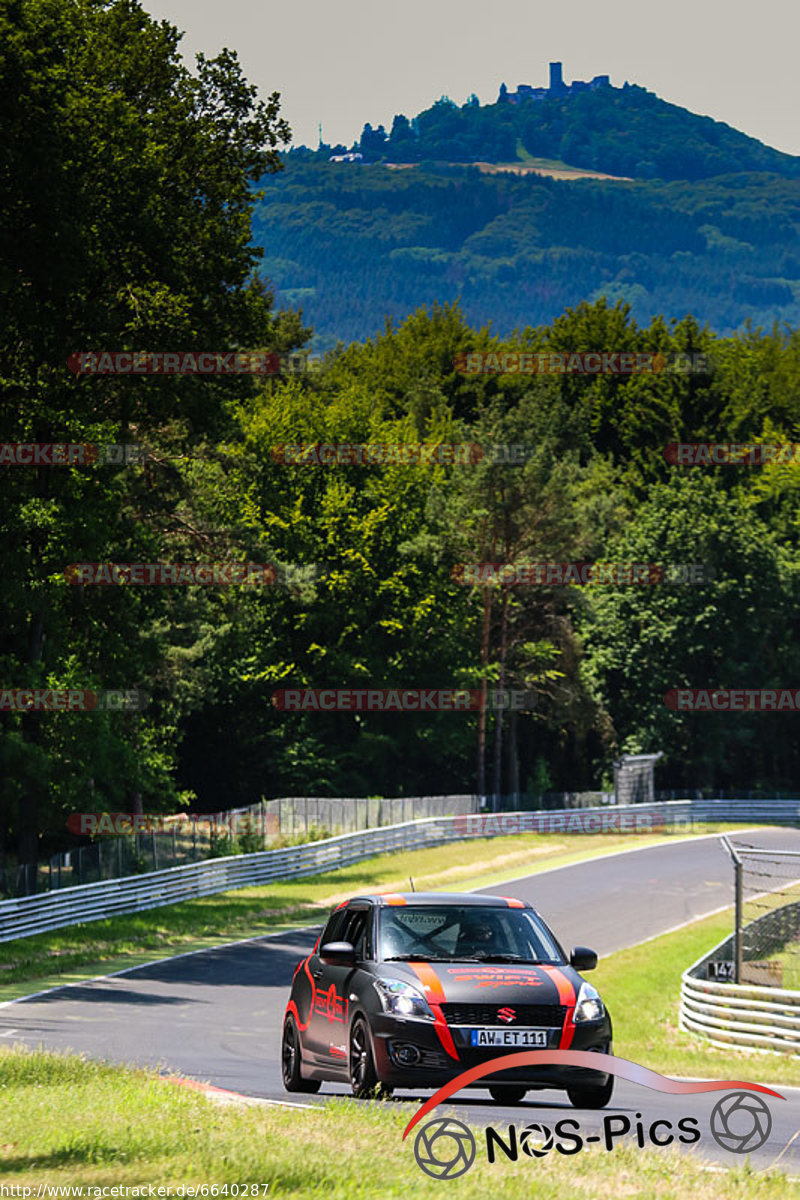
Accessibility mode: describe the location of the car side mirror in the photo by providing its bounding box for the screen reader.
[569,946,598,971]
[320,940,357,967]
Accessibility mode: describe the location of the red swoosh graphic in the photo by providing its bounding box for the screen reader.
[401,1050,785,1139]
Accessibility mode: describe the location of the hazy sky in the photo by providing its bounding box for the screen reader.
[145,0,800,157]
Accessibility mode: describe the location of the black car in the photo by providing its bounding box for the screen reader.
[281,891,613,1107]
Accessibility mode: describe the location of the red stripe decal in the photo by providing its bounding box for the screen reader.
[543,966,577,1048]
[409,962,459,1060]
[499,896,525,908]
[284,956,316,1032]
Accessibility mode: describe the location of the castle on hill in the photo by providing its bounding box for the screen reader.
[501,62,610,104]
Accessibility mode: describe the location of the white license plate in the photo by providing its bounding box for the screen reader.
[470,1028,548,1047]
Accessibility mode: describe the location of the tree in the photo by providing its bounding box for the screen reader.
[0,0,299,890]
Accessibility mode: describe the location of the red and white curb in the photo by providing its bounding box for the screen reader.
[164,1075,318,1110]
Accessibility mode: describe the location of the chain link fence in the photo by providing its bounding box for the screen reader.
[0,795,478,898]
[722,837,800,989]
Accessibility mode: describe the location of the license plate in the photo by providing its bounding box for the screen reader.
[470,1028,548,1047]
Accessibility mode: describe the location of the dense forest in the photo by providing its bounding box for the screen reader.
[253,162,800,350]
[2,0,800,890]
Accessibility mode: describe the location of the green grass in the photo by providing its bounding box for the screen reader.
[0,1046,795,1196]
[0,826,743,998]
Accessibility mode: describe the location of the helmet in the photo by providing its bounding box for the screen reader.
[457,914,502,952]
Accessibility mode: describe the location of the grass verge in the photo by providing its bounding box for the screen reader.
[0,1047,796,1197]
[0,826,747,997]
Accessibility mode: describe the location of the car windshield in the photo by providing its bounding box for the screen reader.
[378,905,564,964]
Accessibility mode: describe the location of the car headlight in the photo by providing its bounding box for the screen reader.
[373,978,435,1021]
[573,981,605,1023]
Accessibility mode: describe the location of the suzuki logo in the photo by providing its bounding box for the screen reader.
[497,1007,516,1023]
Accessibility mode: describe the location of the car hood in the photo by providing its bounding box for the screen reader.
[374,960,582,1005]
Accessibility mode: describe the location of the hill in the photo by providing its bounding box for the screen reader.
[298,77,800,183]
[252,163,800,351]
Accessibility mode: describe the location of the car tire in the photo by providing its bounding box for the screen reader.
[567,1074,614,1109]
[349,1016,392,1099]
[281,1015,321,1093]
[488,1085,528,1104]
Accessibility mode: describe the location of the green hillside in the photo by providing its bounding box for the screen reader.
[252,163,800,351]
[305,82,800,182]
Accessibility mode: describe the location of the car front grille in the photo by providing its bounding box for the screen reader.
[440,1003,566,1027]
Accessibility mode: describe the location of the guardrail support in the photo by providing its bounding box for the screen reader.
[733,856,742,984]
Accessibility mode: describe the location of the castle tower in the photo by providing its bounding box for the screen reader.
[549,61,565,93]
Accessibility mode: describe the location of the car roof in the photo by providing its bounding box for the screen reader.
[344,892,531,909]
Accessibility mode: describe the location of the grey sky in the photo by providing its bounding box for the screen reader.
[144,0,800,157]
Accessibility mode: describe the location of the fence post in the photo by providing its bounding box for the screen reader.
[152,828,158,871]
[734,857,743,984]
[172,826,177,866]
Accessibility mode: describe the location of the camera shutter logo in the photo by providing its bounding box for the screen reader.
[413,1117,476,1179]
[709,1092,772,1153]
[520,1122,554,1157]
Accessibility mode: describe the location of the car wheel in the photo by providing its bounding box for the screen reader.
[488,1085,527,1104]
[349,1016,392,1099]
[281,1015,321,1093]
[567,1074,614,1109]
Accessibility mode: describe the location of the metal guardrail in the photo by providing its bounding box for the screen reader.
[0,796,796,945]
[680,931,800,1056]
[0,800,692,944]
[690,799,800,823]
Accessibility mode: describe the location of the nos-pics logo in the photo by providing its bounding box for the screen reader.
[404,1052,782,1180]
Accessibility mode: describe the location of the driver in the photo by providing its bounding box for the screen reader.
[456,914,505,957]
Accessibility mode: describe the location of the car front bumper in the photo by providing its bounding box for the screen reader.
[369,1011,613,1090]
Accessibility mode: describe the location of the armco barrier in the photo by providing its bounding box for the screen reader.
[689,799,800,825]
[0,801,692,943]
[680,930,800,1056]
[0,797,795,944]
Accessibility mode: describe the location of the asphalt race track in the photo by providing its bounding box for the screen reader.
[2,830,799,1174]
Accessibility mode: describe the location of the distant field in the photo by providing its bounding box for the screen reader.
[383,158,632,181]
[472,159,633,181]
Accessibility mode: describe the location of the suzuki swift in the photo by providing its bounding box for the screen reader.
[281,892,613,1106]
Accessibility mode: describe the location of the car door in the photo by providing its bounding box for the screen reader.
[302,906,347,1064]
[308,904,371,1069]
